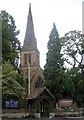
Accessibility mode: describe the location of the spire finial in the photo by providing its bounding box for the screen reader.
[29,3,31,7]
[29,3,31,14]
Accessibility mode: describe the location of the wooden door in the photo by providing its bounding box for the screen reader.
[40,99,49,117]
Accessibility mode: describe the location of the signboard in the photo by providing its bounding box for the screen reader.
[5,100,18,108]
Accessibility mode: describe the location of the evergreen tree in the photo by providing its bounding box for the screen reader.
[44,23,65,100]
[1,10,21,68]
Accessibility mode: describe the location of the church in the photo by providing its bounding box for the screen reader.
[20,4,55,118]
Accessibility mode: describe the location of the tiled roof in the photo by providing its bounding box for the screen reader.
[26,87,55,99]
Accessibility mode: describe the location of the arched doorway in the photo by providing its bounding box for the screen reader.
[40,99,49,117]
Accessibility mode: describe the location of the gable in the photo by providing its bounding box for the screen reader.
[35,87,55,99]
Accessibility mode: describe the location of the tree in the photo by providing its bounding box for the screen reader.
[62,30,84,68]
[1,11,25,108]
[66,67,84,107]
[44,23,65,100]
[61,30,84,106]
[1,10,21,68]
[2,61,25,107]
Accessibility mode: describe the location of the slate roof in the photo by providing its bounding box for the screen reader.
[26,87,55,99]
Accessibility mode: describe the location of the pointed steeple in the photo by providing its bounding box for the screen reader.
[22,3,38,52]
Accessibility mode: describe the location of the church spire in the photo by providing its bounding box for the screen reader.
[22,3,38,52]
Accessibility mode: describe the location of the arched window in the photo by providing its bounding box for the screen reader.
[29,53,31,64]
[24,54,27,65]
[35,77,43,88]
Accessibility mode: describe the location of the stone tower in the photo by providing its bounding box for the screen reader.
[20,4,55,117]
[20,3,44,96]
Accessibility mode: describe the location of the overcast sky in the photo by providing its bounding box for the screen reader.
[0,0,83,68]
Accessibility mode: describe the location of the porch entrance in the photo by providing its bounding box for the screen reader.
[40,99,49,117]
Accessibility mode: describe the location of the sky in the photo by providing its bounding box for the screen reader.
[0,0,84,69]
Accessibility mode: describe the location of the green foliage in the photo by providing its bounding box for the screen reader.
[63,67,79,99]
[1,10,21,68]
[62,30,84,67]
[46,23,64,68]
[64,66,84,107]
[1,11,25,108]
[2,61,25,101]
[71,68,84,106]
[61,30,84,106]
[44,26,84,104]
[44,23,65,100]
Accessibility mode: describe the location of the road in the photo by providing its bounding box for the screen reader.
[2,116,84,120]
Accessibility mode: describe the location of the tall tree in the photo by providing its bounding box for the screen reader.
[1,10,21,68]
[1,11,25,108]
[62,30,84,106]
[44,23,65,100]
[62,30,84,68]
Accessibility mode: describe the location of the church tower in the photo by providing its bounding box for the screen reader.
[20,3,44,96]
[20,4,55,117]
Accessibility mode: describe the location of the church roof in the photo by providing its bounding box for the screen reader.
[26,87,55,99]
[22,3,39,52]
